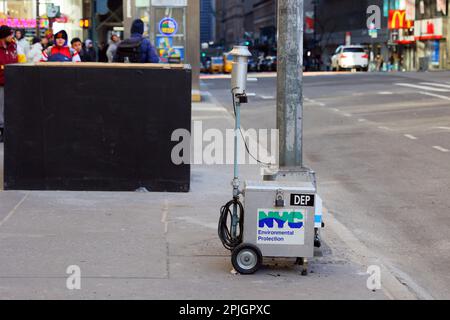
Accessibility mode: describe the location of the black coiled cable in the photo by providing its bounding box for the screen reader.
[218,198,244,251]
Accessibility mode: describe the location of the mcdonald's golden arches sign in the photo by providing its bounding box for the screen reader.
[388,10,413,30]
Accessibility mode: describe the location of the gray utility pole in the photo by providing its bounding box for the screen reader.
[277,0,304,168]
[36,0,40,37]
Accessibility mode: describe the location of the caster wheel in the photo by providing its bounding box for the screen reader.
[231,243,262,275]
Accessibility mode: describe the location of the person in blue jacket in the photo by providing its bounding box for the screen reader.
[132,19,159,63]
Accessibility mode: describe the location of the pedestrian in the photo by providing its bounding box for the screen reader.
[41,37,50,51]
[27,37,43,63]
[114,19,159,63]
[376,54,384,72]
[0,25,18,143]
[106,34,120,63]
[81,39,97,62]
[389,54,395,72]
[98,42,108,62]
[14,28,29,62]
[41,30,81,62]
[70,37,83,55]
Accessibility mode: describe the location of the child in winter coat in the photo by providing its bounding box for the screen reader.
[41,30,81,62]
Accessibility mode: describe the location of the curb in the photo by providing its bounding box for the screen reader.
[323,207,433,300]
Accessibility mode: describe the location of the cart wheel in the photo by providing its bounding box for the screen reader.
[231,243,262,275]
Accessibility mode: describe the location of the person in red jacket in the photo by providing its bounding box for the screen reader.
[0,25,18,143]
[41,30,81,62]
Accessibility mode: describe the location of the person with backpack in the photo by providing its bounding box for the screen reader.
[0,25,18,142]
[41,30,81,62]
[114,19,159,63]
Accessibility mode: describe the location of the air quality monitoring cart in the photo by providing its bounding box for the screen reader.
[218,46,323,275]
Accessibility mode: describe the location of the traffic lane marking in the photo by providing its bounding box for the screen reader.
[433,127,450,131]
[395,83,450,92]
[304,97,326,106]
[260,95,276,100]
[420,82,450,89]
[404,134,418,140]
[418,92,450,101]
[433,146,450,153]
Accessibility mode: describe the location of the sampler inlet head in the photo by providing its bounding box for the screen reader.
[230,45,252,96]
[229,46,252,59]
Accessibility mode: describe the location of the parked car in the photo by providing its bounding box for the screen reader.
[247,57,258,72]
[331,45,369,71]
[258,56,277,72]
[200,61,208,73]
[209,56,224,73]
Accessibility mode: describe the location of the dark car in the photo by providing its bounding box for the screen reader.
[247,57,258,72]
[259,56,277,72]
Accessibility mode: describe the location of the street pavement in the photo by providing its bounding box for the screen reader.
[0,93,401,300]
[204,71,450,300]
[1,70,448,300]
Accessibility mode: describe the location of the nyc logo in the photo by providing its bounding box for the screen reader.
[258,210,304,229]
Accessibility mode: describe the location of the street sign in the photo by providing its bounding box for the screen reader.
[159,17,178,36]
[47,4,61,19]
[345,32,351,45]
[391,31,399,42]
[368,23,378,38]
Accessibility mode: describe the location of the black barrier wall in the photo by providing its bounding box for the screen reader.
[4,63,192,192]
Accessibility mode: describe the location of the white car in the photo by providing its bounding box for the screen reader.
[331,45,369,71]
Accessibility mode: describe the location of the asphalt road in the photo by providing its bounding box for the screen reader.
[203,71,450,299]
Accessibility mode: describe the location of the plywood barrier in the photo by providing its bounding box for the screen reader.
[4,63,192,192]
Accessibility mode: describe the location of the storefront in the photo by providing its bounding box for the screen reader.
[395,29,417,71]
[0,0,83,40]
[123,0,200,101]
[134,0,187,64]
[47,0,83,40]
[414,17,448,70]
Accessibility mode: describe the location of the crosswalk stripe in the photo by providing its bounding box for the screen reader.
[260,96,275,100]
[395,83,450,92]
[404,134,418,140]
[419,91,450,101]
[433,146,450,153]
[434,127,450,131]
[420,82,450,89]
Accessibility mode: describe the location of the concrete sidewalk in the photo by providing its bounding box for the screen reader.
[0,98,412,300]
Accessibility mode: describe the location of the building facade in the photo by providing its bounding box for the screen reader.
[200,0,215,44]
[0,0,84,40]
[215,0,248,47]
[215,0,277,52]
[310,0,389,70]
[214,0,449,71]
[252,0,277,43]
